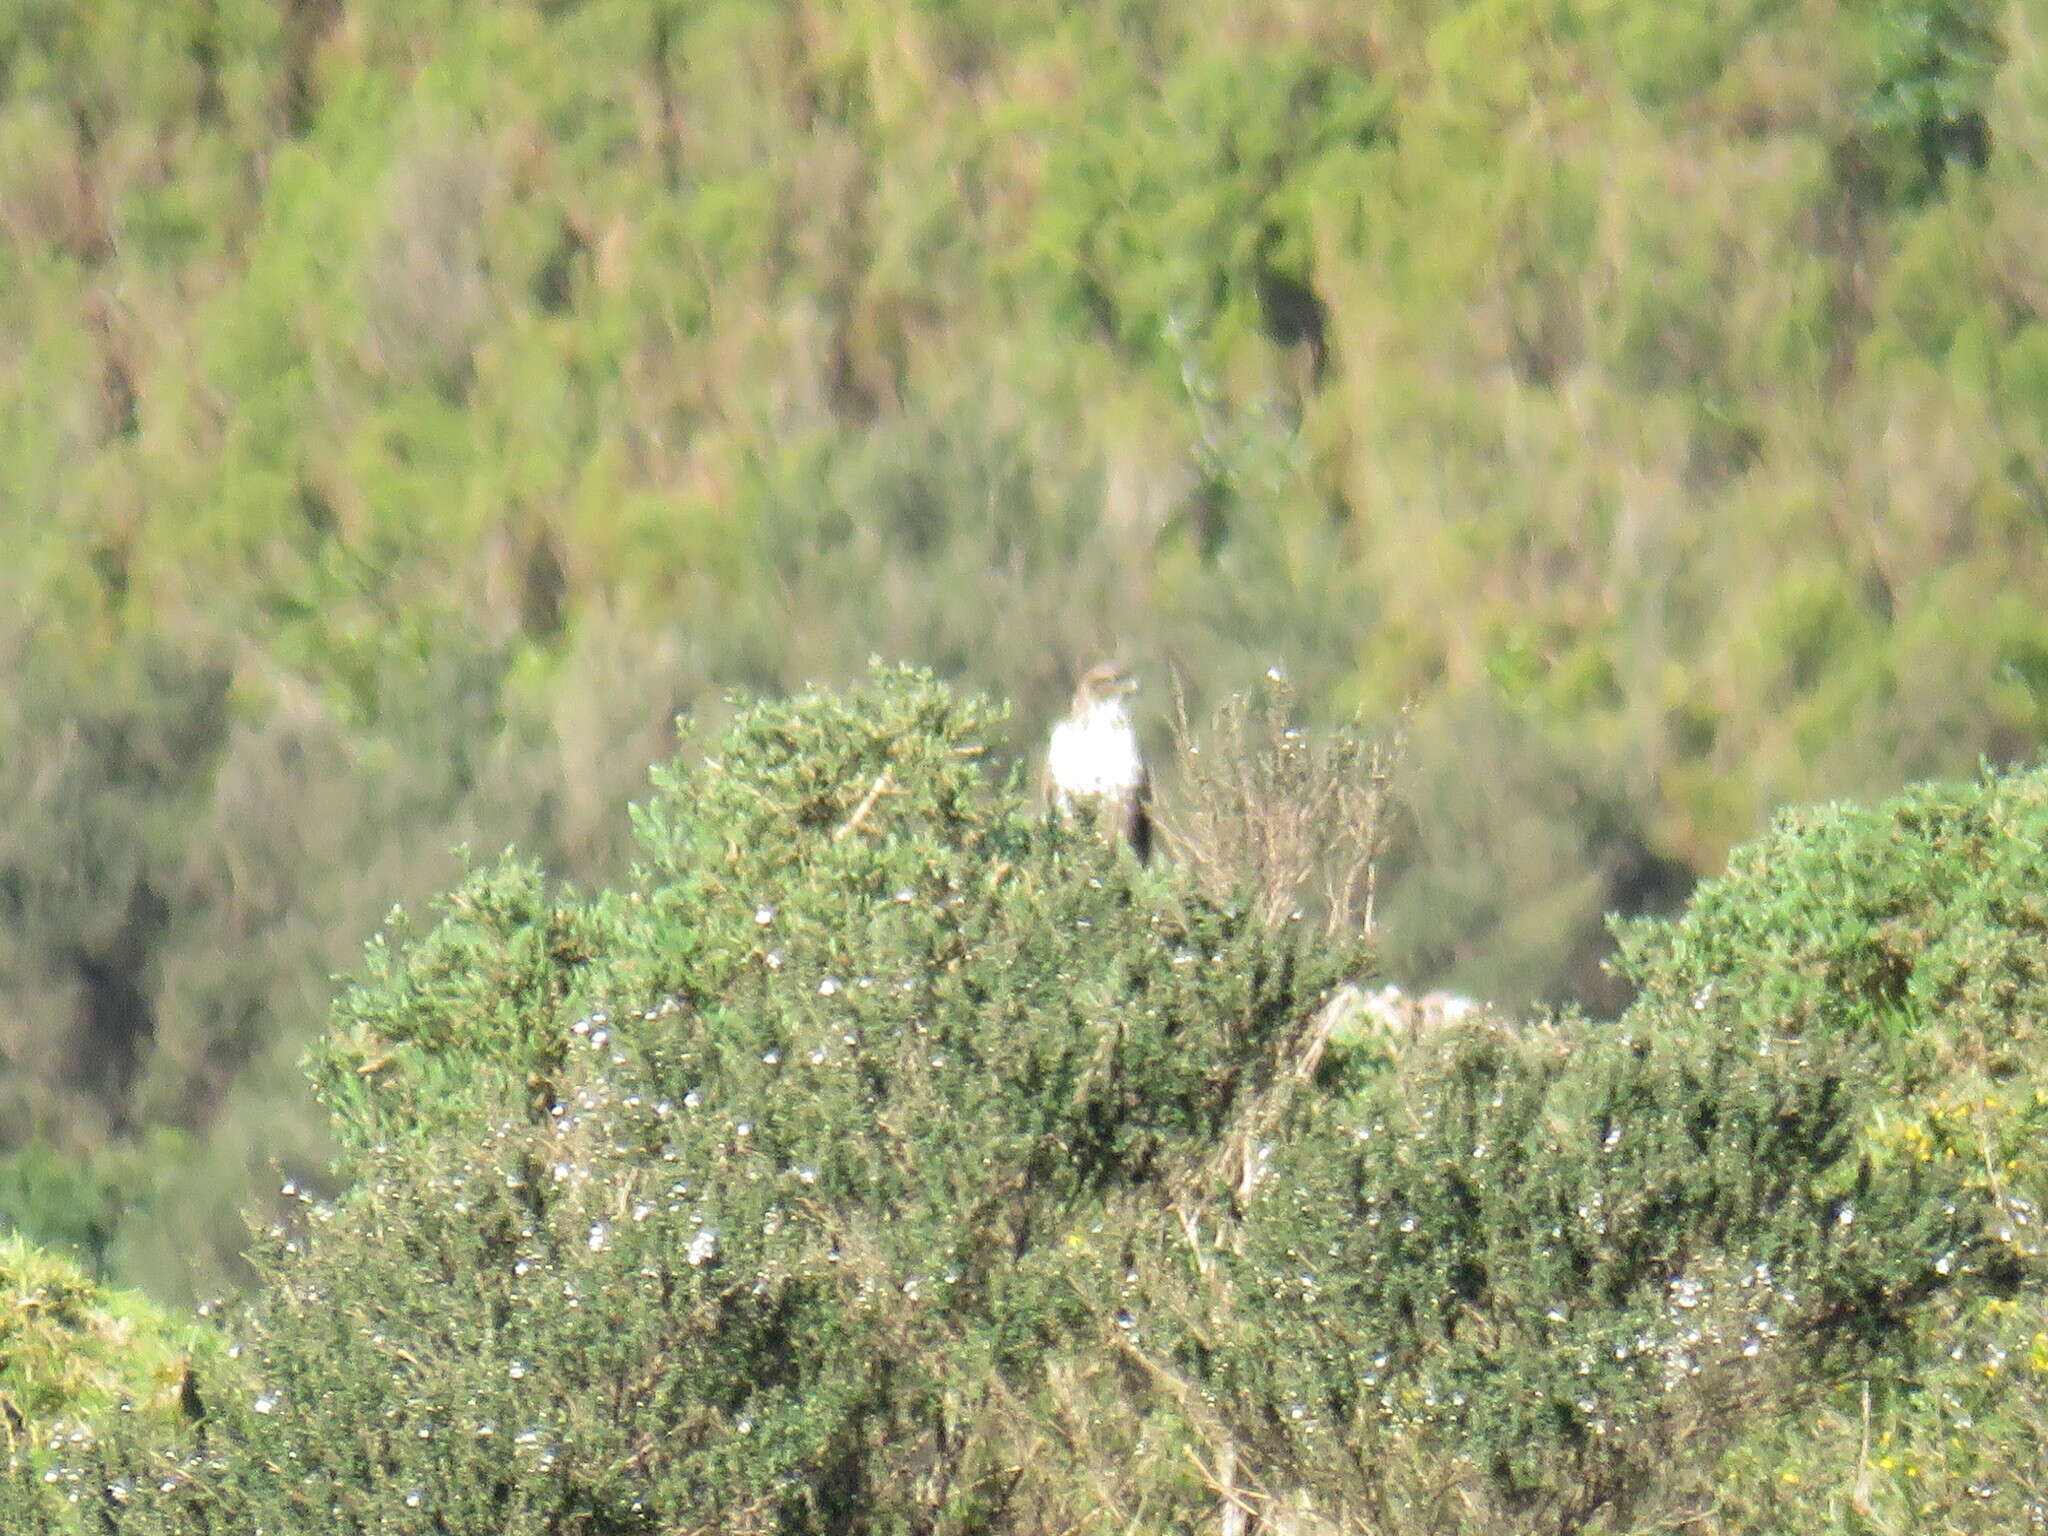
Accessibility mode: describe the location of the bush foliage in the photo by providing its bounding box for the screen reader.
[6,671,2043,1533]
[0,1234,220,1472]
[7,0,2048,1291]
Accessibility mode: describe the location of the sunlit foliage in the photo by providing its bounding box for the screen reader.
[5,0,2048,1319]
[4,671,2042,1533]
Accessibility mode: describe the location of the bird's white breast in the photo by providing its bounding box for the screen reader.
[1048,702,1144,802]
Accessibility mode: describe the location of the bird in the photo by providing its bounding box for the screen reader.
[1045,661,1152,863]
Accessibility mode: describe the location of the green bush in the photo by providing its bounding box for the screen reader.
[1611,766,2048,1088]
[0,1133,197,1282]
[0,1234,220,1480]
[1847,0,2003,207]
[4,667,1359,1533]
[1097,770,2048,1531]
[14,0,2048,1310]
[1611,767,2048,1529]
[7,673,2042,1534]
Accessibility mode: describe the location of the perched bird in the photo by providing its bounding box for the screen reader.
[1046,661,1152,863]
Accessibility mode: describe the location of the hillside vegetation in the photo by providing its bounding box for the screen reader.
[4,669,2045,1534]
[2,0,2045,1293]
[0,1234,220,1465]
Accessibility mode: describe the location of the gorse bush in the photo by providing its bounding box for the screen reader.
[0,1234,220,1473]
[1611,772,2048,1529]
[1613,769,2048,1072]
[7,667,1362,1533]
[1093,769,2048,1530]
[6,672,2042,1533]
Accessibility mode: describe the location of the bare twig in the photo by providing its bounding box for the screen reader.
[833,767,894,842]
[1158,671,1408,943]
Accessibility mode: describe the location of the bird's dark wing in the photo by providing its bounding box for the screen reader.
[1125,759,1153,865]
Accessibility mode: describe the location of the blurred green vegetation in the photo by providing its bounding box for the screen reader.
[3,0,2047,1301]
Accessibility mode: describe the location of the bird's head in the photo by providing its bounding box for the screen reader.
[1073,661,1138,710]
